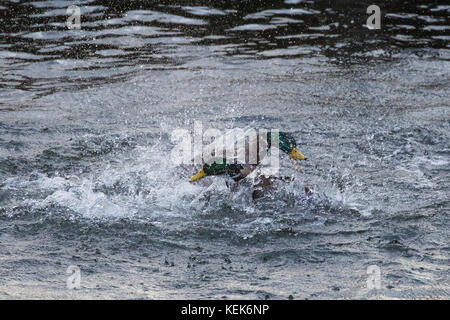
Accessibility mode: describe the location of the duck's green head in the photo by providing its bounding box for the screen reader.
[269,131,308,161]
[189,160,228,182]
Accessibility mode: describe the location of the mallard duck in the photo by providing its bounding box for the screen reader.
[189,131,307,183]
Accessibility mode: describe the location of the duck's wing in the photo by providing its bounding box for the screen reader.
[199,128,270,165]
[228,164,258,181]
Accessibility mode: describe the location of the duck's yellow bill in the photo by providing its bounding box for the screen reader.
[290,148,307,160]
[189,168,206,182]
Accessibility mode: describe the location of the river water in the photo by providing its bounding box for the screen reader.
[0,0,449,299]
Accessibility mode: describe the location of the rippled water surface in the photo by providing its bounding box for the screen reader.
[0,0,449,299]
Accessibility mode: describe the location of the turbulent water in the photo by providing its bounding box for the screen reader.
[0,0,449,299]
